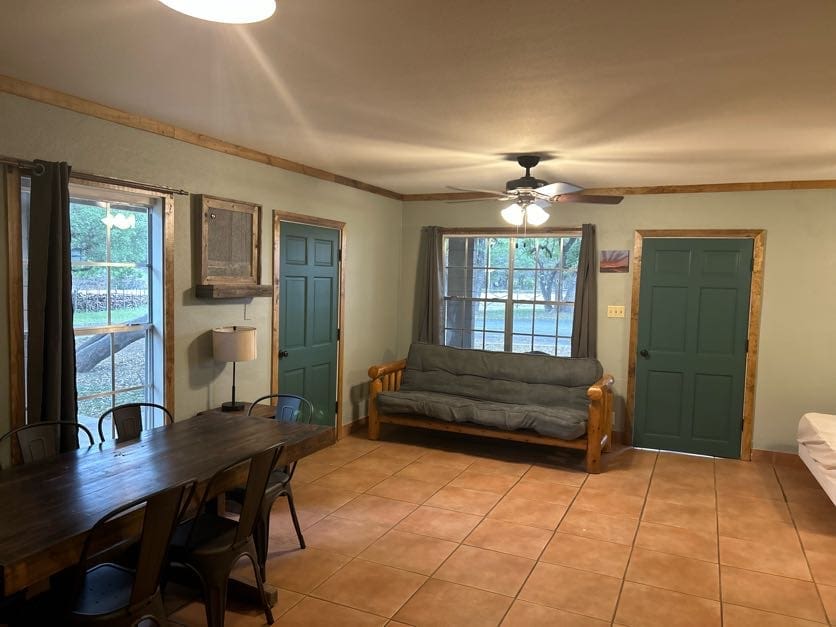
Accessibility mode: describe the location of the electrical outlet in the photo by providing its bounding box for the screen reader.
[607,305,626,318]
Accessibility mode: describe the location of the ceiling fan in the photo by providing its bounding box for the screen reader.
[448,155,623,226]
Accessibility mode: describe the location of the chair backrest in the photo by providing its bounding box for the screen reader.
[0,421,95,468]
[248,394,314,424]
[75,479,196,607]
[185,444,283,549]
[98,403,174,442]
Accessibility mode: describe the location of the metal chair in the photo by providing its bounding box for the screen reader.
[168,444,281,627]
[67,479,196,626]
[0,421,95,469]
[230,394,313,579]
[97,403,174,443]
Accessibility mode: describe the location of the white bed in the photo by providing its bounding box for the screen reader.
[797,412,836,505]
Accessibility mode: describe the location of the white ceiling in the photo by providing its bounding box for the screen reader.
[1,0,835,194]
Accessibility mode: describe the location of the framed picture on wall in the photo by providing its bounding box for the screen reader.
[600,250,630,273]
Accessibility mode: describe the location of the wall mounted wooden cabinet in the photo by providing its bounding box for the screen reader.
[194,195,272,299]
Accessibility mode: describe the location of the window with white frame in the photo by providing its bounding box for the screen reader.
[442,232,581,356]
[21,179,168,436]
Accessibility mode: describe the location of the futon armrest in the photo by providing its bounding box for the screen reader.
[587,373,614,400]
[368,359,407,380]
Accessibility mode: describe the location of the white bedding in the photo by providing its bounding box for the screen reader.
[797,412,836,505]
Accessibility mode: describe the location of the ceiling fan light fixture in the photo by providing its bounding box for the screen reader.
[157,0,277,24]
[525,203,550,226]
[501,203,525,226]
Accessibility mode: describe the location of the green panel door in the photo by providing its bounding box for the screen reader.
[634,238,753,458]
[279,221,339,427]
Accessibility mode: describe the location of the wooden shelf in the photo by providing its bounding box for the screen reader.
[195,284,273,299]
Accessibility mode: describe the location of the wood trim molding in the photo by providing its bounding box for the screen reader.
[4,166,25,462]
[0,74,401,202]
[271,211,347,438]
[341,417,369,438]
[625,229,766,461]
[163,195,175,414]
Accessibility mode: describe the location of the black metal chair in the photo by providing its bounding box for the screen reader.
[168,444,281,627]
[0,421,95,469]
[229,394,313,580]
[67,480,196,626]
[97,403,174,443]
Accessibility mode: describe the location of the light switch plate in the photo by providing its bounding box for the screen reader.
[607,305,626,318]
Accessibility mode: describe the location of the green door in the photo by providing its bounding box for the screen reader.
[279,221,340,427]
[633,238,753,458]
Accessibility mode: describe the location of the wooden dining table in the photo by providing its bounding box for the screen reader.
[0,409,334,598]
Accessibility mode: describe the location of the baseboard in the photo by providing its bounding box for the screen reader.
[340,416,368,438]
[751,448,804,468]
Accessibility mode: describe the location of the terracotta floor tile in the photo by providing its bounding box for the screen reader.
[306,445,370,466]
[448,469,519,495]
[798,529,836,556]
[262,546,351,593]
[626,547,720,600]
[719,535,812,581]
[806,549,836,586]
[540,532,631,578]
[642,498,717,533]
[505,477,578,505]
[634,521,717,562]
[775,465,822,489]
[582,470,651,497]
[364,442,427,463]
[304,515,390,556]
[464,518,552,559]
[523,464,587,486]
[656,451,715,471]
[342,454,413,475]
[433,544,535,596]
[283,483,359,527]
[277,596,387,626]
[292,459,344,483]
[366,475,442,504]
[572,486,645,518]
[488,495,568,530]
[359,529,458,575]
[331,494,418,527]
[169,599,283,626]
[394,460,464,486]
[395,505,483,542]
[717,493,792,523]
[558,507,638,545]
[818,583,836,625]
[715,472,784,501]
[424,485,501,515]
[394,578,512,626]
[647,478,716,508]
[721,565,827,623]
[718,512,801,548]
[791,502,836,537]
[519,562,621,621]
[468,457,531,477]
[418,450,476,469]
[313,467,390,492]
[501,599,610,626]
[722,603,827,626]
[312,559,426,618]
[784,485,834,509]
[614,581,721,627]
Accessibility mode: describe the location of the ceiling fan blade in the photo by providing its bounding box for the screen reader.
[536,181,583,197]
[556,193,624,205]
[445,197,508,204]
[446,185,507,197]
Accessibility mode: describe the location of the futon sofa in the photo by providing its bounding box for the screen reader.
[368,343,614,473]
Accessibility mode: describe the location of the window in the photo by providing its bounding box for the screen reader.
[442,233,581,356]
[20,179,170,437]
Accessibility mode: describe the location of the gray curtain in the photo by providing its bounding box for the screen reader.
[27,160,79,450]
[571,223,597,358]
[413,226,444,344]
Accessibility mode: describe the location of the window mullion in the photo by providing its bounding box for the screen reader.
[504,238,515,352]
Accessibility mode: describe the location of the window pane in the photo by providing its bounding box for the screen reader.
[445,299,467,331]
[561,270,577,302]
[447,266,469,297]
[558,304,575,337]
[470,331,485,350]
[471,301,487,332]
[76,333,114,399]
[485,301,505,332]
[70,201,107,262]
[535,269,560,303]
[445,329,465,348]
[484,331,504,352]
[512,303,534,334]
[533,335,557,355]
[471,238,489,268]
[109,207,148,264]
[563,237,581,270]
[533,304,558,337]
[557,336,571,357]
[114,331,146,391]
[77,395,112,435]
[72,266,108,327]
[111,267,149,324]
[512,270,536,300]
[487,238,510,268]
[513,239,537,269]
[471,268,487,298]
[487,269,508,298]
[513,334,533,352]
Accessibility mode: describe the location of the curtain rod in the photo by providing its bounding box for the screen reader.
[0,156,189,196]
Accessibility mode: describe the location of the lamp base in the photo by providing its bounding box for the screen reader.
[221,401,245,412]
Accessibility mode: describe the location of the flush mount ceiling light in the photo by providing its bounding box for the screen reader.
[500,202,550,227]
[158,0,277,24]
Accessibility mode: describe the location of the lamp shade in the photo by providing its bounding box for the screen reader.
[212,326,257,363]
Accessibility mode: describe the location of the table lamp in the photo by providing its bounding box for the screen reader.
[212,325,257,411]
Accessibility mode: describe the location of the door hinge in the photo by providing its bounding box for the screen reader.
[741,418,745,431]
[336,328,341,341]
[745,339,749,352]
[751,257,754,271]
[335,401,339,413]
[338,248,342,263]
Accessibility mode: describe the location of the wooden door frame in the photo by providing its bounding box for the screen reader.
[626,229,766,460]
[271,211,346,438]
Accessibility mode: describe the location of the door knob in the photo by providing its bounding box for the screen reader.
[279,350,289,359]
[639,349,650,358]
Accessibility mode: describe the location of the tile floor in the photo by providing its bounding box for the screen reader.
[166,426,836,626]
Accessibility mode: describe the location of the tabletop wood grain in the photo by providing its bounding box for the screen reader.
[0,411,334,595]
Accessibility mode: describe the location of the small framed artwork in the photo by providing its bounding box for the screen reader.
[600,250,630,273]
[196,194,261,285]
